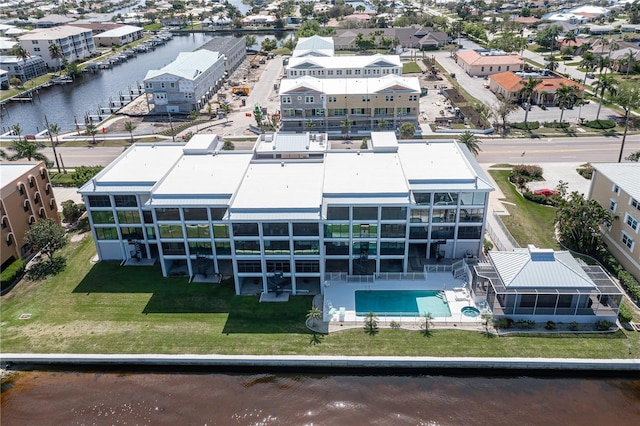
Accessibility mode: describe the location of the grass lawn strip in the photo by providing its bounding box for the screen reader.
[2,233,639,357]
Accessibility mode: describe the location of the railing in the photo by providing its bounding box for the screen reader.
[487,210,520,251]
[374,272,425,281]
[424,264,454,273]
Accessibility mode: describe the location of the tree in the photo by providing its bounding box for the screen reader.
[0,138,50,165]
[14,45,31,81]
[621,49,637,77]
[261,38,277,52]
[518,77,542,127]
[421,312,434,336]
[61,200,85,224]
[341,115,352,138]
[593,74,618,121]
[85,122,98,144]
[399,122,415,139]
[579,52,597,83]
[65,62,81,79]
[124,120,136,143]
[71,165,104,187]
[45,118,62,173]
[253,104,264,130]
[245,34,257,49]
[11,123,22,141]
[458,131,482,156]
[219,102,232,124]
[48,42,64,73]
[555,84,578,123]
[363,312,378,335]
[490,98,517,136]
[306,306,322,328]
[222,140,235,150]
[545,55,559,71]
[377,118,388,131]
[614,84,640,163]
[305,119,315,132]
[563,30,577,46]
[626,151,640,162]
[24,218,67,263]
[534,25,561,52]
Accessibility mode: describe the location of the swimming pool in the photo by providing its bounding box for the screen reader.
[355,290,452,317]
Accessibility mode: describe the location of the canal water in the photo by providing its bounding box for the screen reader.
[2,372,640,425]
[1,28,290,135]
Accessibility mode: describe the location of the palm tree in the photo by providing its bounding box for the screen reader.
[11,123,22,141]
[593,74,618,121]
[596,55,610,75]
[46,119,62,173]
[563,30,577,47]
[518,77,542,127]
[306,307,322,328]
[458,131,482,156]
[124,120,136,143]
[545,55,559,71]
[614,84,640,162]
[219,102,232,124]
[364,312,379,335]
[0,138,50,165]
[579,52,597,83]
[85,122,98,144]
[341,115,352,139]
[14,46,30,82]
[622,49,637,77]
[48,42,63,74]
[555,84,578,123]
[399,122,415,139]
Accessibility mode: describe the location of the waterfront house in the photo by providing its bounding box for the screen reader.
[456,49,524,78]
[79,132,493,295]
[143,50,225,114]
[278,75,420,134]
[33,14,77,28]
[0,162,60,270]
[473,245,623,324]
[285,54,402,79]
[198,36,247,76]
[0,55,47,81]
[93,25,144,47]
[18,25,96,69]
[588,163,640,283]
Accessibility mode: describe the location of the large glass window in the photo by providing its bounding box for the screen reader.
[142,210,154,224]
[263,223,289,237]
[156,208,180,221]
[159,224,183,238]
[409,227,428,239]
[381,207,406,220]
[434,192,458,206]
[121,227,143,240]
[353,241,377,256]
[95,227,118,240]
[184,208,208,221]
[114,195,137,207]
[432,209,456,223]
[266,261,291,273]
[457,226,482,240]
[215,241,231,255]
[353,207,378,221]
[233,223,259,236]
[294,240,319,255]
[381,224,405,238]
[92,211,114,224]
[380,241,405,255]
[237,260,261,273]
[296,261,319,273]
[414,193,432,205]
[325,241,349,255]
[88,195,111,208]
[235,240,260,254]
[327,206,349,220]
[410,209,429,223]
[189,241,212,256]
[460,192,487,205]
[213,224,229,238]
[352,224,378,238]
[162,242,185,255]
[210,208,226,220]
[264,240,290,254]
[146,226,156,240]
[293,223,319,236]
[117,210,140,224]
[186,224,211,238]
[431,226,455,239]
[324,224,349,238]
[459,208,484,222]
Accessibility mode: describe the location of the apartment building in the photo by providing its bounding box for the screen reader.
[93,25,144,47]
[79,132,493,296]
[0,162,60,270]
[18,25,96,69]
[279,75,420,134]
[0,56,47,81]
[143,50,225,114]
[588,163,640,282]
[198,36,247,76]
[285,54,402,79]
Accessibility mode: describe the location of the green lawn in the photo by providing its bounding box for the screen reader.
[402,62,422,74]
[1,233,638,357]
[488,169,560,249]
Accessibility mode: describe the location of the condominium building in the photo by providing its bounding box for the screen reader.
[279,75,420,134]
[1,162,60,270]
[285,54,402,79]
[588,163,640,282]
[79,132,493,296]
[144,50,225,114]
[0,55,47,81]
[93,25,144,47]
[198,36,247,76]
[18,25,96,69]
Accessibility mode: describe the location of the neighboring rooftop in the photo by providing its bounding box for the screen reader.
[0,163,42,188]
[279,75,420,95]
[19,25,91,40]
[591,163,640,201]
[95,24,143,38]
[144,50,221,81]
[457,49,525,65]
[287,54,401,71]
[292,35,334,57]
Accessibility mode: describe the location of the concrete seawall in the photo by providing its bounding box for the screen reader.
[2,354,639,373]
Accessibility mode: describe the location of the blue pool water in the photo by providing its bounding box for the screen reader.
[355,290,452,317]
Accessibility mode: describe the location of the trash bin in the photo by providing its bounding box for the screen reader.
[241,99,246,106]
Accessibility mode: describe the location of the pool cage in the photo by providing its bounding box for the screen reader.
[472,263,623,323]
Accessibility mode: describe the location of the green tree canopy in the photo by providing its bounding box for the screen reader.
[458,131,482,156]
[24,218,67,263]
[399,122,416,139]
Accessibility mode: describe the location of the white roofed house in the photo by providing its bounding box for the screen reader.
[473,245,623,324]
[292,35,335,57]
[285,54,402,79]
[93,25,144,47]
[144,50,226,114]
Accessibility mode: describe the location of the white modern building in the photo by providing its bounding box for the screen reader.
[93,25,144,47]
[144,50,226,114]
[285,54,402,79]
[79,132,494,296]
[18,25,96,69]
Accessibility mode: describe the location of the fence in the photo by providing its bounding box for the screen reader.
[486,211,520,251]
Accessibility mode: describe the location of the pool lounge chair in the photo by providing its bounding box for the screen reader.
[339,307,346,322]
[454,288,470,301]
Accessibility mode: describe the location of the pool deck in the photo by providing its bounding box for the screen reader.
[322,272,484,332]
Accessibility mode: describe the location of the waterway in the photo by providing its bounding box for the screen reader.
[2,372,640,424]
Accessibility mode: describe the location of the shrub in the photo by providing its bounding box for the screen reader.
[569,321,578,331]
[0,259,26,290]
[618,304,634,323]
[523,191,556,205]
[542,121,570,129]
[584,119,615,130]
[511,121,540,130]
[619,271,640,302]
[545,320,556,330]
[576,164,593,179]
[495,317,514,329]
[515,320,536,329]
[510,164,544,183]
[595,320,614,331]
[61,200,86,223]
[222,140,235,150]
[389,320,401,329]
[71,166,104,187]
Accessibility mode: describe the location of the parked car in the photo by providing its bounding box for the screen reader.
[533,188,559,197]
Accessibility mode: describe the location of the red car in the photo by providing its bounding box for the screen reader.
[533,188,559,197]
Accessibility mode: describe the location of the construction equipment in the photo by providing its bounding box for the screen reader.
[232,87,249,96]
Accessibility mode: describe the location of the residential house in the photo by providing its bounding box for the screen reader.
[144,50,226,114]
[0,69,9,89]
[33,14,77,28]
[473,245,623,324]
[456,49,524,77]
[0,162,60,270]
[588,163,640,283]
[198,36,247,75]
[488,71,584,105]
[608,47,640,73]
[242,14,277,26]
[79,132,494,295]
[0,36,17,54]
[0,55,47,81]
[285,54,401,79]
[292,35,334,57]
[93,25,144,47]
[333,26,447,51]
[18,25,96,69]
[278,75,420,134]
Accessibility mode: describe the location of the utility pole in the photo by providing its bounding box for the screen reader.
[44,115,61,173]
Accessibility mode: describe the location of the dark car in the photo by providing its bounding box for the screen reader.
[533,188,559,197]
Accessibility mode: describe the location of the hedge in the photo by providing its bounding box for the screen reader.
[0,259,26,290]
[511,164,544,181]
[619,270,640,302]
[584,119,615,130]
[618,303,634,323]
[511,121,540,130]
[542,121,570,129]
[523,191,556,205]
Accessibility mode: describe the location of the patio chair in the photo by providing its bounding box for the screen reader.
[339,307,346,322]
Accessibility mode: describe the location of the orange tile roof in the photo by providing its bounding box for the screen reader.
[489,72,523,91]
[490,72,584,94]
[536,77,584,93]
[457,50,524,66]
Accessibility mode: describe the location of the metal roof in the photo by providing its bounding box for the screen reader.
[591,163,640,202]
